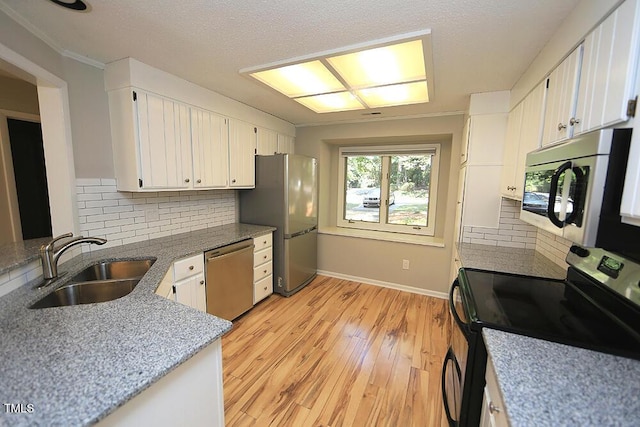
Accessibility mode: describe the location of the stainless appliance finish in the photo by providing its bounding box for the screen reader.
[239,154,318,297]
[205,240,254,320]
[521,129,631,246]
[442,247,640,426]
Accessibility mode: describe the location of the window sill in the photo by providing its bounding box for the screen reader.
[319,226,445,247]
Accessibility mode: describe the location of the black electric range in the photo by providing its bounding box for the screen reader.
[442,246,640,427]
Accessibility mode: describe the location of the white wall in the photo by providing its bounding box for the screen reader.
[295,114,464,295]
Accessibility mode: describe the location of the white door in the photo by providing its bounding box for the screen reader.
[136,91,191,189]
[191,108,228,188]
[228,118,257,187]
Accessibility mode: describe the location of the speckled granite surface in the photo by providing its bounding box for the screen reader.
[457,242,566,279]
[483,329,640,427]
[0,237,51,276]
[0,223,274,427]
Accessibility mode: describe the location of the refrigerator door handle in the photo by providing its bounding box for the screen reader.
[286,226,317,239]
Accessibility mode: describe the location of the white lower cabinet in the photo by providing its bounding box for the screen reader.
[480,356,510,427]
[98,338,224,427]
[253,233,273,303]
[155,253,206,312]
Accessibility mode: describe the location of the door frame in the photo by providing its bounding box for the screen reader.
[0,42,79,239]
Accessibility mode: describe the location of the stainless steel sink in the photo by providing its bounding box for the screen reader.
[30,258,156,309]
[69,259,155,282]
[30,279,140,309]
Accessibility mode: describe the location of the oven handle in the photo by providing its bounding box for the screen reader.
[449,279,470,335]
[441,347,461,427]
[547,161,572,228]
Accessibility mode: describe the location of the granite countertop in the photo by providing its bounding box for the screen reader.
[0,223,274,427]
[456,242,566,279]
[483,329,640,427]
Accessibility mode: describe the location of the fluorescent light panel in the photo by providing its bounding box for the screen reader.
[248,37,430,113]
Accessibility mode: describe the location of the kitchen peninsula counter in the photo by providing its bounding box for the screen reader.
[0,223,274,426]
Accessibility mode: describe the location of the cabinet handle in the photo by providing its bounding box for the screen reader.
[264,286,268,291]
[569,117,580,126]
[184,178,190,183]
[264,269,267,274]
[506,186,516,191]
[232,179,237,183]
[189,265,194,270]
[200,280,204,285]
[489,402,501,414]
[557,122,567,131]
[263,255,268,259]
[263,240,267,244]
[196,179,202,184]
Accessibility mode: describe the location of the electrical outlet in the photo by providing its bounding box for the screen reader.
[402,259,410,270]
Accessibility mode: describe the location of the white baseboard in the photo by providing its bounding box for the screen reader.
[317,270,448,300]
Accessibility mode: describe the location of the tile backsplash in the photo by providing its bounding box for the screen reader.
[535,229,573,269]
[462,198,537,249]
[76,178,236,251]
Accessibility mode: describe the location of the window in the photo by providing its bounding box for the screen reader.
[337,144,440,236]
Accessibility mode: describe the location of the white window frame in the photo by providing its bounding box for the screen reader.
[337,143,440,236]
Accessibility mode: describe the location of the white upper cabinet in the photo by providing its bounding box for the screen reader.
[109,88,192,191]
[191,108,228,188]
[256,127,278,155]
[228,118,257,188]
[542,45,583,146]
[574,0,640,135]
[501,81,546,199]
[277,133,295,154]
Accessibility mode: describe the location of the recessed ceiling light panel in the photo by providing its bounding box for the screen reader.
[356,81,429,108]
[250,61,345,98]
[294,92,365,113]
[327,40,426,89]
[244,32,433,113]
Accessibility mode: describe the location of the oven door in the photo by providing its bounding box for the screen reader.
[442,279,470,427]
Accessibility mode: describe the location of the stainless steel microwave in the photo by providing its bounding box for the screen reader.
[521,129,631,246]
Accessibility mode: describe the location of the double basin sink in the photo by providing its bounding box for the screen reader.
[30,259,156,309]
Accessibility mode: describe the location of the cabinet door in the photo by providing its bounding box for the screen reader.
[514,81,546,197]
[453,165,467,243]
[136,91,192,189]
[174,273,206,312]
[500,102,523,198]
[541,46,582,146]
[574,0,640,134]
[191,108,228,188]
[257,127,278,155]
[228,118,257,187]
[277,134,294,154]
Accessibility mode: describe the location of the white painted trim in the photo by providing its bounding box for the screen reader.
[317,270,448,300]
[0,109,40,122]
[0,2,105,70]
[0,40,79,237]
[62,49,105,70]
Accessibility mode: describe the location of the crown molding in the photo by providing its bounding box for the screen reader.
[295,110,465,128]
[0,1,105,70]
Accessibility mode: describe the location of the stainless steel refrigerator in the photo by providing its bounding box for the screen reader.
[239,154,318,297]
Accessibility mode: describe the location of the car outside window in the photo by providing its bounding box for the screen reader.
[338,144,440,236]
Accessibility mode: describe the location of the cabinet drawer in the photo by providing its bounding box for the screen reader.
[254,233,272,252]
[174,254,204,282]
[254,274,273,303]
[253,247,272,267]
[254,261,273,282]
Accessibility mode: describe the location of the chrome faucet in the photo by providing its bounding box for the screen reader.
[40,233,107,280]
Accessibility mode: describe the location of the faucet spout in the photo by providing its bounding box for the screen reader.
[40,233,107,281]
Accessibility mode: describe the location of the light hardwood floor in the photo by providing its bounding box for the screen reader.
[221,275,451,427]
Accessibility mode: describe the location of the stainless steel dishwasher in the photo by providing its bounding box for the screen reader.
[205,239,254,320]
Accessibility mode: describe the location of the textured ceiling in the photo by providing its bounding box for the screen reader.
[0,0,580,126]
